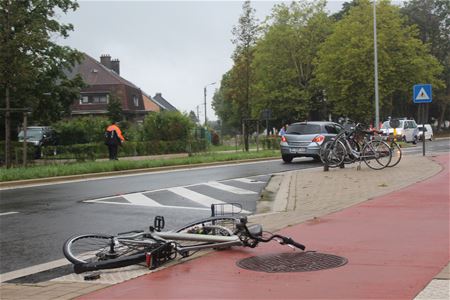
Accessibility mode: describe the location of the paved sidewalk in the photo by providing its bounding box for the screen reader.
[0,154,448,299]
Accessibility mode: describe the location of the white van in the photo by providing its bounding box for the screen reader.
[381,119,419,143]
[417,124,433,141]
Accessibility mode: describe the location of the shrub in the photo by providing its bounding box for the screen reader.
[52,116,110,145]
[0,141,37,165]
[142,111,194,142]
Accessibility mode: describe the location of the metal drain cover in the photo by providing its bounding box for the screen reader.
[236,251,348,273]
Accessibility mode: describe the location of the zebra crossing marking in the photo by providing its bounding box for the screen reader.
[83,177,264,212]
[123,193,162,206]
[168,187,226,207]
[0,211,18,216]
[205,181,257,194]
[232,178,265,184]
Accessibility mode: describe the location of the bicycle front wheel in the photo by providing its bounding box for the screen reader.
[387,142,402,167]
[362,140,392,170]
[63,233,147,265]
[320,140,346,168]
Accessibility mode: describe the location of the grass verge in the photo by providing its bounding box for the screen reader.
[0,150,279,182]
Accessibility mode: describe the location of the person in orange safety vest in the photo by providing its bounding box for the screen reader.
[105,121,125,160]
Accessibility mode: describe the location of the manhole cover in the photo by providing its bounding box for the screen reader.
[236,251,348,273]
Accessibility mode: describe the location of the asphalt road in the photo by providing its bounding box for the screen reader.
[0,158,320,275]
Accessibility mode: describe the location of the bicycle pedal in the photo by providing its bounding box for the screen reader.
[84,272,101,281]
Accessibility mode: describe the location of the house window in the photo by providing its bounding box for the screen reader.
[81,96,89,103]
[133,95,139,107]
[80,93,109,104]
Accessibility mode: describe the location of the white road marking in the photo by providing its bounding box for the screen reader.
[86,200,210,211]
[123,193,162,206]
[0,257,69,283]
[0,212,18,216]
[168,187,225,207]
[168,187,250,214]
[230,178,265,184]
[205,181,256,194]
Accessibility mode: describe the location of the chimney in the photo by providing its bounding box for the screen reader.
[111,59,120,75]
[100,54,111,69]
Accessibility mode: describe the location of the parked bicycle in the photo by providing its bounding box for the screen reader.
[63,204,305,274]
[382,133,402,168]
[320,122,392,170]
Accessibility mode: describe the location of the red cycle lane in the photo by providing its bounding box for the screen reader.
[79,155,449,299]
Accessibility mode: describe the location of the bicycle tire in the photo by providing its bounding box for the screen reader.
[63,233,149,265]
[387,142,402,167]
[362,140,392,170]
[319,140,346,168]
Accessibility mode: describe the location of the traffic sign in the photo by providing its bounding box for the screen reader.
[413,84,432,103]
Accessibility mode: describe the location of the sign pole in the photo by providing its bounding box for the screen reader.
[413,83,432,157]
[422,103,426,156]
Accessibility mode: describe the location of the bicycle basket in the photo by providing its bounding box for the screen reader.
[211,203,243,217]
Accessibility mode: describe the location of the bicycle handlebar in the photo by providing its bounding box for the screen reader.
[277,235,306,250]
[238,218,305,250]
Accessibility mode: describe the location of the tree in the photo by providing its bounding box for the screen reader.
[188,110,199,124]
[0,0,82,167]
[401,0,450,130]
[252,0,332,124]
[314,0,444,124]
[231,0,260,151]
[212,71,242,135]
[107,93,124,122]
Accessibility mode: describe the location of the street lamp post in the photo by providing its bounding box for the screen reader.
[204,82,216,126]
[373,0,380,129]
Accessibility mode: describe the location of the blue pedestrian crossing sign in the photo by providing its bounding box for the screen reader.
[413,84,432,103]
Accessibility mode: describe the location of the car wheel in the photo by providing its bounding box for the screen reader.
[429,135,433,141]
[312,155,321,162]
[282,155,293,163]
[402,136,407,143]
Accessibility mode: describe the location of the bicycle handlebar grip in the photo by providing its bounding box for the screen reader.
[283,237,305,250]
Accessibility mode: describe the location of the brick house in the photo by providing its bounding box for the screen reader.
[66,53,177,122]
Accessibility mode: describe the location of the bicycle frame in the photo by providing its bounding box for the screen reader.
[117,230,243,252]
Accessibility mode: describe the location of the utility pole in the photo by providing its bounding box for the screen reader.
[373,0,380,129]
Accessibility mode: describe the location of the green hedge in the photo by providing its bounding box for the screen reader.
[41,140,207,162]
[260,136,280,150]
[0,141,38,165]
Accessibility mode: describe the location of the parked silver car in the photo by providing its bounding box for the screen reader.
[280,121,343,163]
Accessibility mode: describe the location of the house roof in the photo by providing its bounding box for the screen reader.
[152,93,178,111]
[64,53,139,89]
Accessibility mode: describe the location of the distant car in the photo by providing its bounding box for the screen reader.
[18,126,57,158]
[380,119,418,143]
[417,124,433,141]
[279,121,343,163]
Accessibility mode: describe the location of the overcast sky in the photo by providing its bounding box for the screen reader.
[58,0,345,121]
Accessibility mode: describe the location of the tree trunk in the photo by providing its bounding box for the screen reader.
[5,86,11,168]
[437,102,447,132]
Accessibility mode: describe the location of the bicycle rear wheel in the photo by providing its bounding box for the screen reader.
[387,142,402,167]
[362,140,392,170]
[63,233,148,265]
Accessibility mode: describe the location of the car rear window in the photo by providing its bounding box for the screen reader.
[286,124,322,135]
